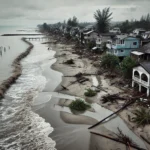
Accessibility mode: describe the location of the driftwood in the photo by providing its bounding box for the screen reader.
[61,85,68,90]
[59,77,89,91]
[90,132,146,150]
[88,99,136,129]
[64,73,98,77]
[140,135,150,145]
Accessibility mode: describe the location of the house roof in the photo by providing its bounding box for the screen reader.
[140,62,150,74]
[138,42,150,54]
[116,34,128,40]
[84,30,94,35]
[131,51,144,56]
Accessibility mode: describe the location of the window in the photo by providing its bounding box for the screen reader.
[120,49,124,52]
[133,42,137,45]
[121,40,124,44]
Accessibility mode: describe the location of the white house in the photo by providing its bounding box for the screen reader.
[84,30,99,43]
[96,36,102,49]
[132,62,150,96]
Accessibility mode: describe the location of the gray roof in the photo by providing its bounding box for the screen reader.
[138,42,150,54]
[140,62,150,74]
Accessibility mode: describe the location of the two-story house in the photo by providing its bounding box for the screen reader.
[84,30,99,44]
[96,34,114,50]
[106,35,140,57]
[132,62,150,96]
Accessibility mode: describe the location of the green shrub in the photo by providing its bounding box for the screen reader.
[101,54,119,71]
[84,88,97,97]
[121,57,137,79]
[132,107,150,126]
[69,99,91,111]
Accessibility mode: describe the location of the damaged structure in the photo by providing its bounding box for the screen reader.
[132,62,150,96]
[107,35,140,57]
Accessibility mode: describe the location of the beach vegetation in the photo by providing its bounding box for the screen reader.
[94,7,113,33]
[101,54,119,71]
[84,88,97,97]
[69,99,91,111]
[132,107,150,126]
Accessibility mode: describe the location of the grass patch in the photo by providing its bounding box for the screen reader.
[84,88,97,97]
[132,107,150,126]
[69,99,91,111]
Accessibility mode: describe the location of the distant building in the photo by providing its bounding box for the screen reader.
[109,27,121,34]
[131,42,150,62]
[96,36,102,49]
[84,30,99,44]
[142,31,150,39]
[133,28,146,36]
[132,62,150,96]
[96,34,113,50]
[106,35,140,57]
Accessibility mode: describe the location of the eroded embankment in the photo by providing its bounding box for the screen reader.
[0,38,33,99]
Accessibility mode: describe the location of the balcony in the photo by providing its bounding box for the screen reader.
[133,76,150,87]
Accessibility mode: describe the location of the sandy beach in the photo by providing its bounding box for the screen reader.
[33,37,149,150]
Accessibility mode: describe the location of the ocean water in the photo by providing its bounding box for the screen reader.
[0,26,56,150]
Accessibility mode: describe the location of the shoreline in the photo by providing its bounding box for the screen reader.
[34,41,132,150]
[49,37,149,149]
[0,38,34,99]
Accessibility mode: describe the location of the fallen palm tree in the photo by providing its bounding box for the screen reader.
[88,99,137,129]
[101,94,127,104]
[0,38,33,99]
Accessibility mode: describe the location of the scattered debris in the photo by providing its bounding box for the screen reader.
[90,131,145,150]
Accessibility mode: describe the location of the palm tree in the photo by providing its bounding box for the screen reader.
[94,8,113,33]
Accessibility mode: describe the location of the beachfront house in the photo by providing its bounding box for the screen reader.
[84,30,99,44]
[131,42,150,62]
[106,35,140,57]
[132,62,150,96]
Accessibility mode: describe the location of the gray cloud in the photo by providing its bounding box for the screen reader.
[0,0,149,26]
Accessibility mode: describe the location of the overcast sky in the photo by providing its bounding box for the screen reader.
[0,0,150,26]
